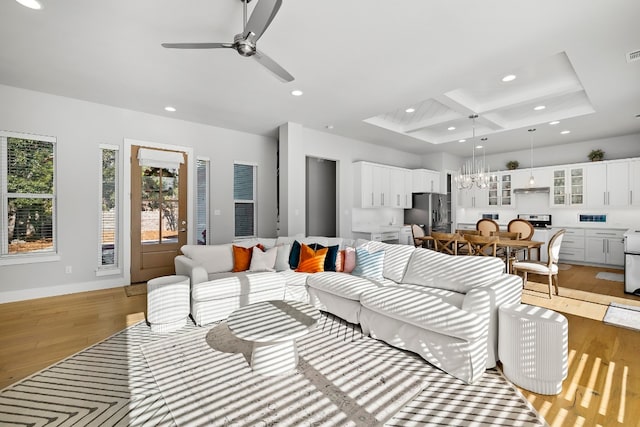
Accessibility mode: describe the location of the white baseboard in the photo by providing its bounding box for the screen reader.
[0,278,128,304]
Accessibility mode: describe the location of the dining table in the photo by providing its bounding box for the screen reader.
[415,235,544,273]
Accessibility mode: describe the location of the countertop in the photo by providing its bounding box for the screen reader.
[352,225,410,234]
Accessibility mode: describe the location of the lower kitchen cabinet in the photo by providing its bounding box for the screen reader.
[584,229,625,266]
[557,228,585,263]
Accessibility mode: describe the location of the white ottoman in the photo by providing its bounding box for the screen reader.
[147,275,190,333]
[499,303,568,395]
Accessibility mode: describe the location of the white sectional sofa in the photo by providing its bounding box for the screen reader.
[174,237,522,384]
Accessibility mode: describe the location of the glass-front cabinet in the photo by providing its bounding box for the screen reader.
[552,167,584,206]
[488,173,512,206]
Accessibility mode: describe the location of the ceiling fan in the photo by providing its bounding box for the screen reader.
[161,0,294,82]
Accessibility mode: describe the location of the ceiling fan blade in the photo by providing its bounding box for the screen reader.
[161,42,233,49]
[244,0,282,42]
[253,49,294,82]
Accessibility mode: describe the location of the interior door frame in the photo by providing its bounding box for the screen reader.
[123,138,194,285]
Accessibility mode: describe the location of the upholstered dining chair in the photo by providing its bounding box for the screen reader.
[464,234,498,257]
[411,224,426,247]
[513,229,566,299]
[507,219,535,260]
[431,231,459,255]
[476,218,500,237]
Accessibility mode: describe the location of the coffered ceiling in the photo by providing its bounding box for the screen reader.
[0,1,639,157]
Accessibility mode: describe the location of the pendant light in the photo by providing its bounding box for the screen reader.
[528,128,536,186]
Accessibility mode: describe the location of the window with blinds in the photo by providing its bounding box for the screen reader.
[234,162,256,238]
[99,145,118,269]
[1,132,56,257]
[196,159,209,245]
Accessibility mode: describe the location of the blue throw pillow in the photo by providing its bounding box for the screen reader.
[289,240,302,269]
[352,247,385,279]
[312,243,340,272]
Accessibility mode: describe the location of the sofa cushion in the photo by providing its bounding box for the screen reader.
[232,244,264,272]
[402,248,505,293]
[352,247,385,280]
[394,283,465,308]
[296,244,328,273]
[274,244,291,272]
[360,286,485,341]
[181,244,233,274]
[307,272,384,301]
[249,246,278,272]
[312,243,340,271]
[192,272,285,301]
[368,241,415,283]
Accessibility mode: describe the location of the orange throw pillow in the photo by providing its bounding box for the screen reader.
[232,244,264,272]
[295,243,328,273]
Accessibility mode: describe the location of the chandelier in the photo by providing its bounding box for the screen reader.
[455,115,491,190]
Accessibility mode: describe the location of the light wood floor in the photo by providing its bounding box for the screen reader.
[1,265,639,427]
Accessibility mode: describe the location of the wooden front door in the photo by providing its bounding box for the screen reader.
[130,145,188,283]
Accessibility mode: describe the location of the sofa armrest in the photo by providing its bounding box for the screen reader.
[475,274,523,308]
[175,255,208,285]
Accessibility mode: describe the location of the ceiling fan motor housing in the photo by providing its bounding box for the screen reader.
[233,33,256,56]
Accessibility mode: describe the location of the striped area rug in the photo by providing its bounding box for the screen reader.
[0,313,547,426]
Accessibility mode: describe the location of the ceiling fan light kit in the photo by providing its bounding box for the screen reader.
[161,0,294,82]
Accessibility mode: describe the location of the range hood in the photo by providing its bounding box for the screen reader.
[513,187,550,194]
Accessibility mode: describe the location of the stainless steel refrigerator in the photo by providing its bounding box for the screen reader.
[404,193,451,235]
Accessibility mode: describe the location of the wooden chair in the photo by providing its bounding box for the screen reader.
[513,229,566,298]
[431,231,459,255]
[411,224,426,247]
[508,219,535,260]
[464,234,498,257]
[455,229,480,254]
[476,218,500,237]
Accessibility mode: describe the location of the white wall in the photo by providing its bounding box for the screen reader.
[0,84,277,302]
[279,123,423,238]
[478,133,640,172]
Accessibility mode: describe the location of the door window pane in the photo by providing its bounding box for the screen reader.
[140,166,179,244]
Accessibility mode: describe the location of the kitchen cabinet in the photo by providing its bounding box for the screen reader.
[404,170,413,208]
[352,230,399,243]
[353,161,411,208]
[551,166,585,207]
[412,169,442,194]
[630,160,640,206]
[457,185,487,208]
[557,228,585,262]
[585,229,625,266]
[488,173,513,206]
[586,161,629,208]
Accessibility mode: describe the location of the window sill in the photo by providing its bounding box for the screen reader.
[0,254,61,266]
[95,268,122,277]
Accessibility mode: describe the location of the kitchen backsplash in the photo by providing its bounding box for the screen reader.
[352,207,405,229]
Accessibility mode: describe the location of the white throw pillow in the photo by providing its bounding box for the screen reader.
[274,243,292,271]
[249,246,278,272]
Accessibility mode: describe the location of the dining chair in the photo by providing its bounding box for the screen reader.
[455,229,480,254]
[508,219,535,260]
[513,229,566,298]
[430,231,459,255]
[464,234,498,257]
[411,224,426,248]
[476,218,500,237]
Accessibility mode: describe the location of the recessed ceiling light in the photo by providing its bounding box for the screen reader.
[405,107,415,113]
[548,120,560,125]
[534,105,546,111]
[476,145,483,149]
[325,125,334,130]
[561,130,571,135]
[458,139,466,143]
[290,90,303,96]
[164,106,176,112]
[502,74,516,82]
[447,126,456,131]
[15,0,42,9]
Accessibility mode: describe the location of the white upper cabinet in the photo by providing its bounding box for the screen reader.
[586,161,629,208]
[412,169,442,194]
[488,173,513,206]
[353,161,412,208]
[551,166,585,206]
[629,160,640,206]
[404,169,413,208]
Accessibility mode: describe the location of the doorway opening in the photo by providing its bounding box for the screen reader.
[305,156,337,237]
